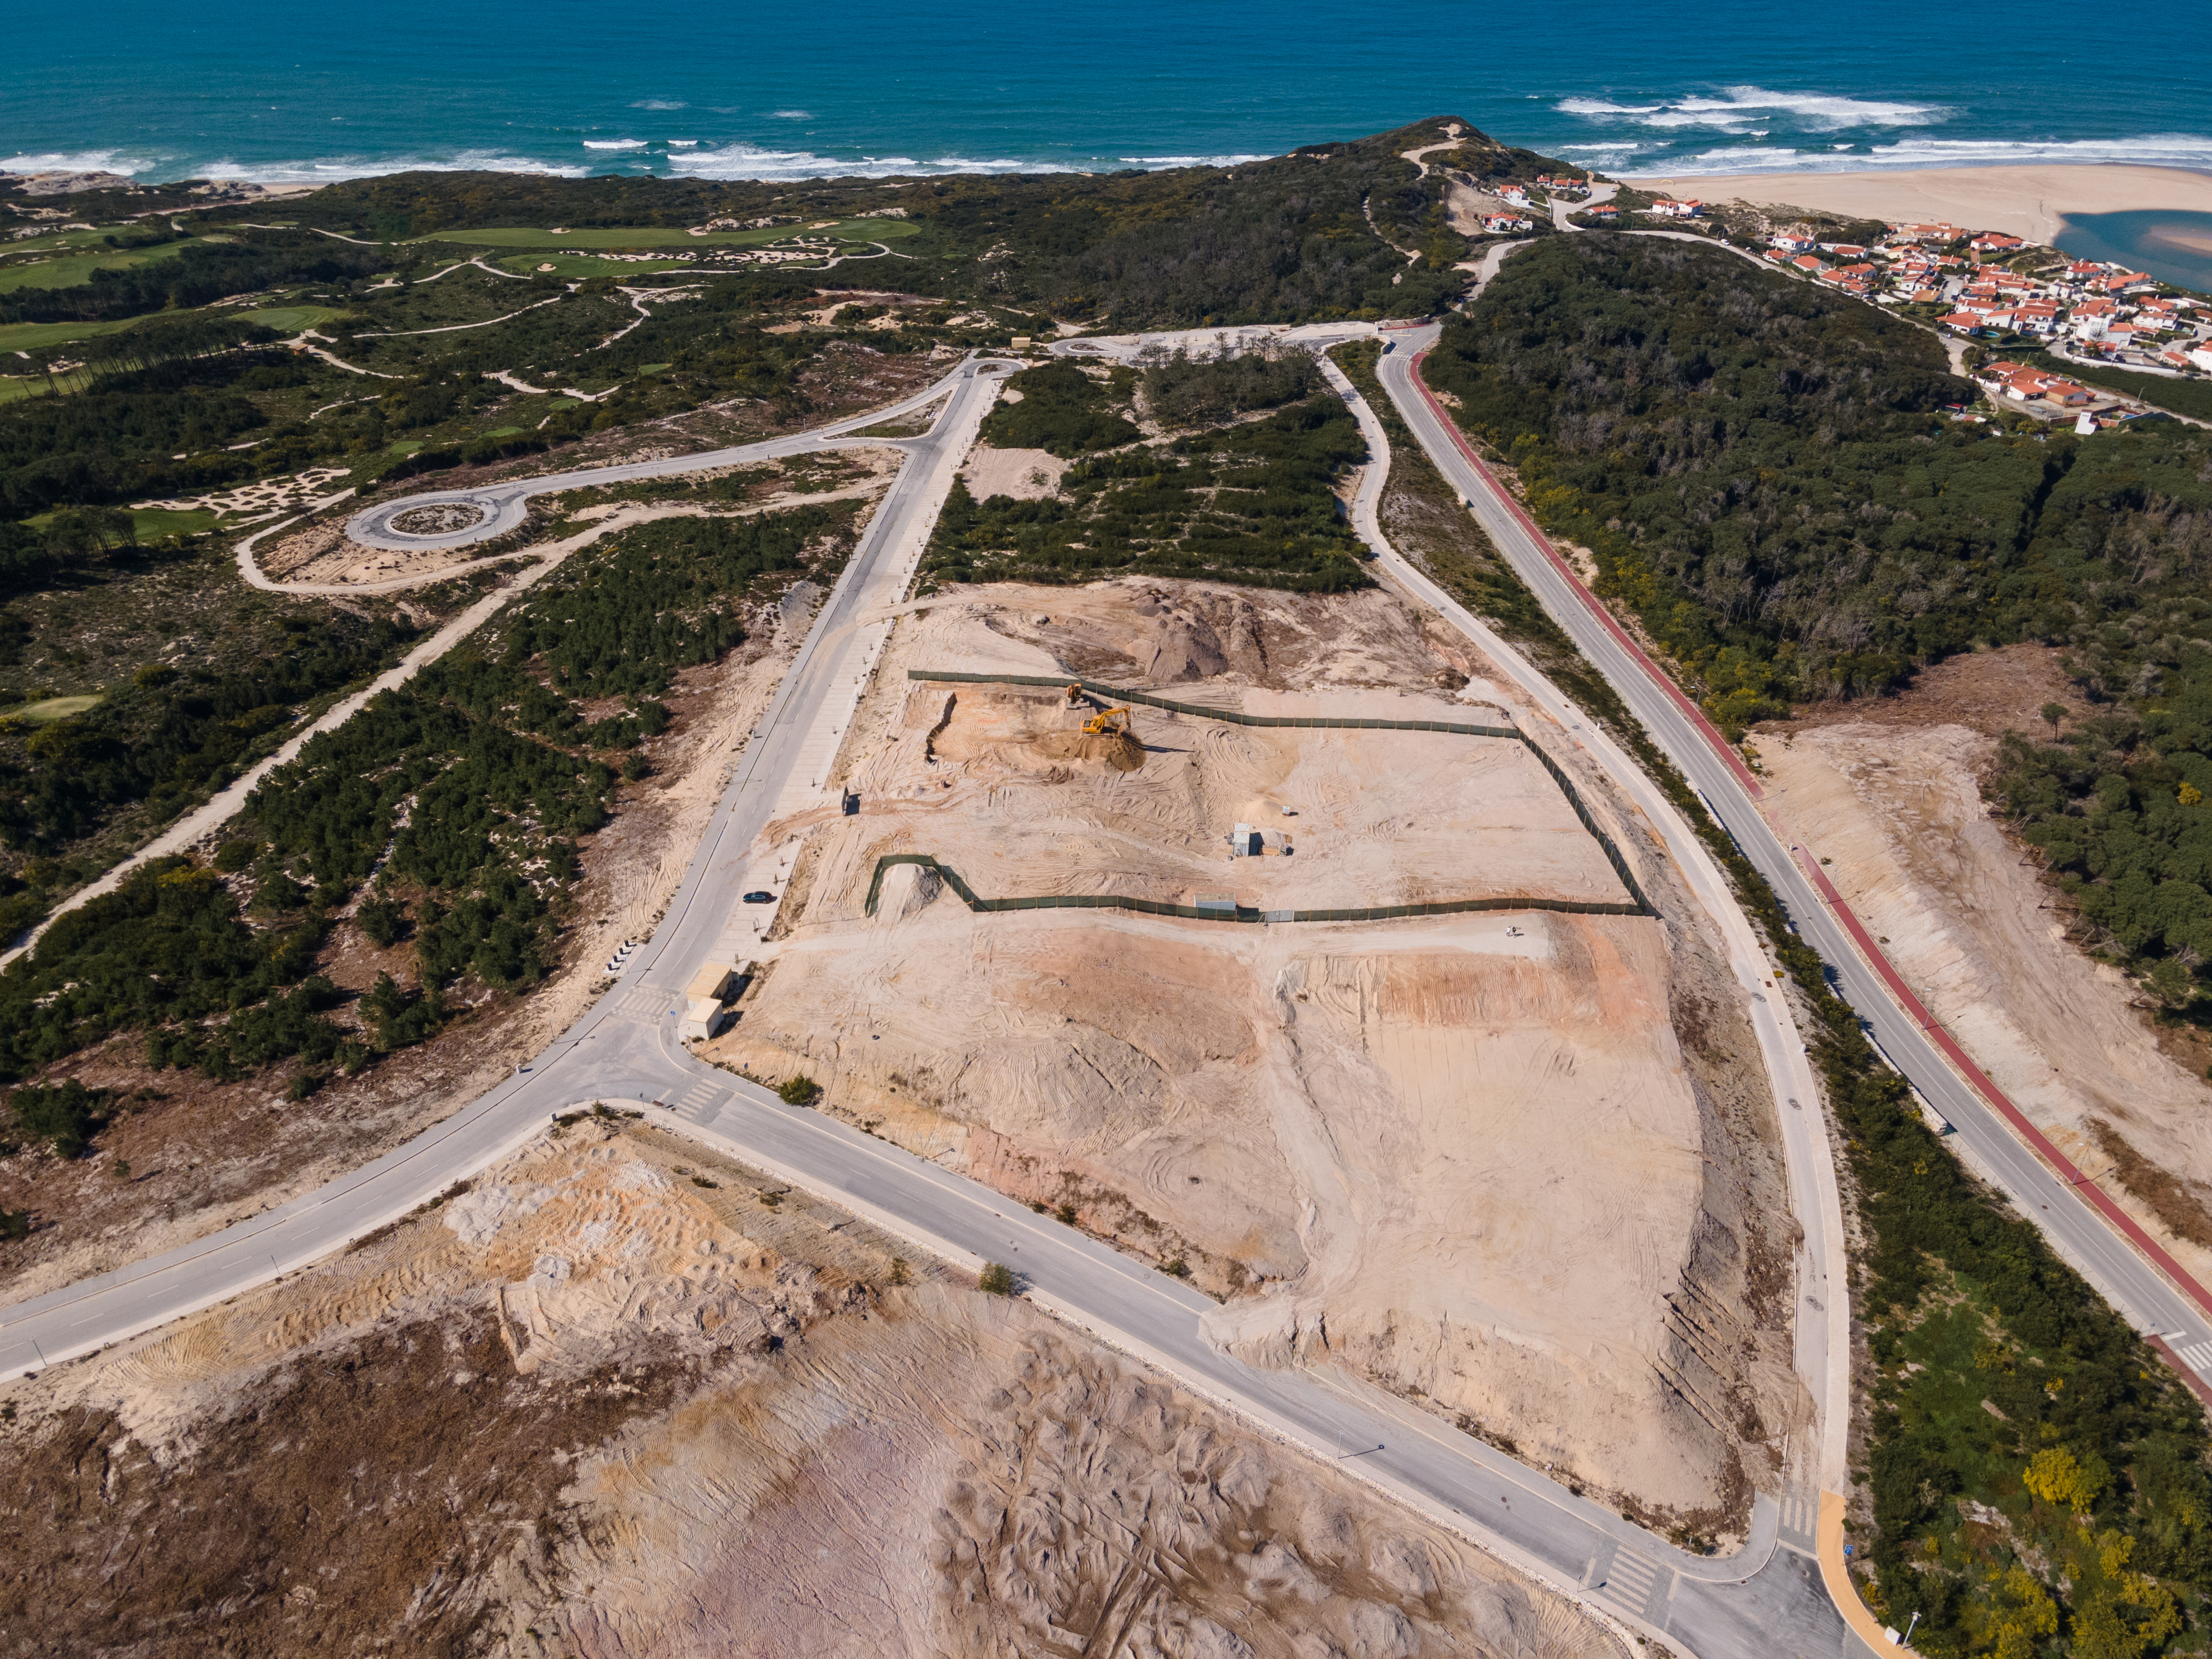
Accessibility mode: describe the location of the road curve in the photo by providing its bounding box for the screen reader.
[4,335,1859,1655]
[5,365,1002,968]
[0,361,1010,1380]
[345,366,971,552]
[1378,322,2212,1651]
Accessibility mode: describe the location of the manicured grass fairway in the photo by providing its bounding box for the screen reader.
[0,239,204,294]
[0,304,343,362]
[233,305,350,334]
[124,508,224,538]
[0,316,150,353]
[0,694,101,726]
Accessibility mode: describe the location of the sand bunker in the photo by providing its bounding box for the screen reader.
[710,580,1798,1521]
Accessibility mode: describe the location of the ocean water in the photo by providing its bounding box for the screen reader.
[5,0,2209,188]
[2056,211,2212,292]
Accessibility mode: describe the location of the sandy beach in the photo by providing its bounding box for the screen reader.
[1632,164,2212,244]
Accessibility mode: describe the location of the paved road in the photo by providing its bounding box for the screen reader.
[4,362,992,968]
[346,368,966,551]
[1373,327,2212,1405]
[0,335,1872,1652]
[0,356,1014,1375]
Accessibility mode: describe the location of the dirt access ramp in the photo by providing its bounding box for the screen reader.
[708,578,1802,1531]
[1752,643,2212,1285]
[0,1122,1623,1659]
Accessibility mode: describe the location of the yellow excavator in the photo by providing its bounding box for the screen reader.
[1082,706,1133,737]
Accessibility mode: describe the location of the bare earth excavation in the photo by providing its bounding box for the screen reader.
[706,579,1803,1532]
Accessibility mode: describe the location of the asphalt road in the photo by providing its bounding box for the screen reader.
[1373,329,2212,1391]
[0,335,1875,1656]
[346,368,967,551]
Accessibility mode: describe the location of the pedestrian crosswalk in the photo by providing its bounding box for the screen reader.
[2174,1338,2212,1375]
[602,987,674,1025]
[1594,1545,1667,1623]
[671,1079,727,1125]
[1777,1493,1817,1552]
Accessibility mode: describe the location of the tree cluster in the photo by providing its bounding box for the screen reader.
[926,392,1370,593]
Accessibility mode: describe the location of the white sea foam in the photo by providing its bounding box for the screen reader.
[663,143,1124,181]
[1117,154,1269,166]
[582,139,648,150]
[1563,86,1946,135]
[1557,99,1664,117]
[1707,87,1944,128]
[665,144,921,180]
[187,151,591,184]
[632,100,687,111]
[1869,134,2212,168]
[0,147,163,176]
[1618,133,2212,177]
[768,110,812,119]
[668,139,699,148]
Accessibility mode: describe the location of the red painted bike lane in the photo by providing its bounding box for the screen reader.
[1795,847,2212,1319]
[1405,347,2212,1333]
[1404,350,1762,799]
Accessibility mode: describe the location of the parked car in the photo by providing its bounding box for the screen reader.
[743,890,776,904]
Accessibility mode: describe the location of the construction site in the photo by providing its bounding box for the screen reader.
[703,578,1804,1531]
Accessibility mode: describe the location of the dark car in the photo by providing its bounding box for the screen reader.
[742,890,776,904]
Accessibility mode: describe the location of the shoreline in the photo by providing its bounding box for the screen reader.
[1627,163,2212,245]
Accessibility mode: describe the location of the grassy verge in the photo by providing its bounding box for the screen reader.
[1335,337,2212,1655]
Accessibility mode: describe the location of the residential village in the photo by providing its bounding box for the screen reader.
[1597,197,2210,429]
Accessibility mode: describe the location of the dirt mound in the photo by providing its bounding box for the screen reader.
[1754,712,2212,1286]
[1034,727,1146,770]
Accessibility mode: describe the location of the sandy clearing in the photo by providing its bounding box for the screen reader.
[706,578,1798,1523]
[1751,711,2212,1287]
[958,441,1066,501]
[1632,163,2212,246]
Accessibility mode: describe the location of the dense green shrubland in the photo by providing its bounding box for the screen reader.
[0,496,846,1124]
[979,361,1140,457]
[928,388,1369,592]
[1421,235,2212,1654]
[0,613,418,862]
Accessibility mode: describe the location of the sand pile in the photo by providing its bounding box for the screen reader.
[1034,725,1148,771]
[712,580,1797,1522]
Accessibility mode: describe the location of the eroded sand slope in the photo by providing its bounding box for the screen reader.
[0,1123,1622,1659]
[711,580,1799,1526]
[1755,656,2212,1284]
